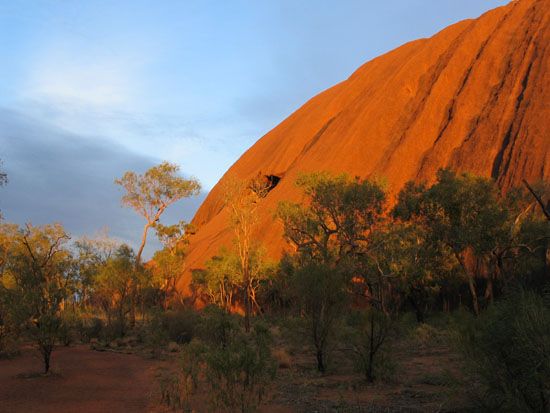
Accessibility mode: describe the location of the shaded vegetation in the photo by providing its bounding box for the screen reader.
[1,163,549,411]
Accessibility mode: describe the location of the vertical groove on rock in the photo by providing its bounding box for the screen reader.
[179,0,550,293]
[492,58,535,179]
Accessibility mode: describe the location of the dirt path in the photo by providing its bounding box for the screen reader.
[0,345,161,413]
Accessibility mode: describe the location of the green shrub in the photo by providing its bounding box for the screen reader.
[58,310,83,346]
[347,309,395,382]
[80,316,104,342]
[145,312,169,357]
[198,305,240,346]
[457,290,550,412]
[0,324,19,358]
[160,309,277,412]
[161,309,199,344]
[100,319,125,342]
[204,322,276,412]
[409,323,445,348]
[158,339,206,411]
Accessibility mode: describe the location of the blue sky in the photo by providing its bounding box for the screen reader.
[0,0,509,256]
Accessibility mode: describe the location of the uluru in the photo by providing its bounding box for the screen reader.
[3,1,550,411]
[180,0,550,294]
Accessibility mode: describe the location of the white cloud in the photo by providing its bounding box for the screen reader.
[12,35,251,192]
[23,45,138,107]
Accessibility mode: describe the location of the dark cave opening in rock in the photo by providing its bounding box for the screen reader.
[265,174,281,192]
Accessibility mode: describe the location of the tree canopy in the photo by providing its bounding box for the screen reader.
[115,161,201,263]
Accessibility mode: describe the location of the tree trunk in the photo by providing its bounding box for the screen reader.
[367,313,375,382]
[129,294,136,330]
[455,252,480,316]
[244,276,251,333]
[136,223,151,265]
[409,295,425,323]
[468,276,480,316]
[484,277,494,305]
[316,350,325,373]
[42,345,52,374]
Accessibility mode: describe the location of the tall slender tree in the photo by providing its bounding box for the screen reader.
[116,162,200,326]
[223,175,269,332]
[115,161,201,265]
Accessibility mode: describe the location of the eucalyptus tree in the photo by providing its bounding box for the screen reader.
[394,170,508,315]
[222,175,271,332]
[277,172,386,371]
[115,161,201,264]
[115,162,200,326]
[2,223,74,373]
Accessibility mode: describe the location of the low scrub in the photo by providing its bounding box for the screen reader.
[160,308,277,412]
[346,309,395,382]
[160,309,199,344]
[458,290,550,412]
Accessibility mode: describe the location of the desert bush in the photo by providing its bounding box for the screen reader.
[161,309,199,344]
[291,261,349,372]
[144,312,169,357]
[347,309,395,382]
[409,323,445,348]
[198,305,240,347]
[79,316,104,343]
[272,347,292,369]
[159,340,206,411]
[202,321,277,412]
[161,308,277,412]
[0,323,19,358]
[458,290,550,412]
[58,309,83,346]
[100,319,126,342]
[158,339,206,411]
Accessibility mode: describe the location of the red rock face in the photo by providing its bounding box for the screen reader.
[179,0,550,294]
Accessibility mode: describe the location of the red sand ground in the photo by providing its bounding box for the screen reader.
[0,345,160,413]
[0,339,463,412]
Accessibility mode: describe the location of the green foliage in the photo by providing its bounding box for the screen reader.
[193,249,241,311]
[160,308,277,412]
[395,169,508,256]
[115,161,201,263]
[0,325,19,358]
[77,315,104,343]
[408,323,446,348]
[73,232,119,308]
[150,246,185,308]
[368,222,458,321]
[277,172,385,263]
[158,339,207,411]
[115,162,201,223]
[150,220,191,308]
[202,323,276,412]
[457,290,550,412]
[145,311,169,357]
[93,244,145,336]
[346,309,394,382]
[160,309,199,344]
[193,247,275,314]
[277,172,387,372]
[57,308,83,346]
[1,223,74,373]
[393,169,512,315]
[291,260,348,372]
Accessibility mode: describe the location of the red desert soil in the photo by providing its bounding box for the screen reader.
[179,0,549,295]
[0,345,161,413]
[0,338,463,412]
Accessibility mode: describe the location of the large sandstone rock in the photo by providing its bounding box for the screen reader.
[179,0,549,294]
